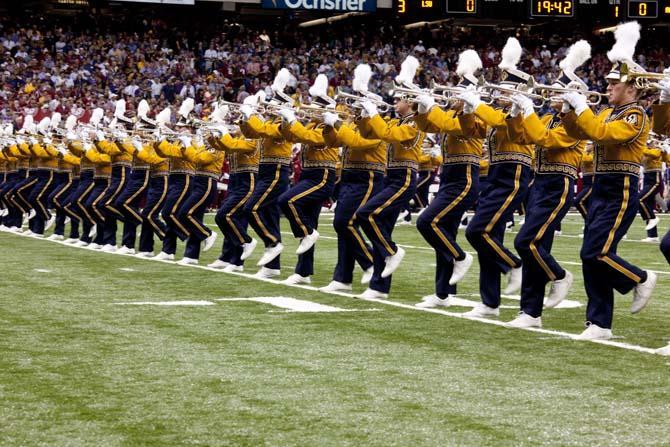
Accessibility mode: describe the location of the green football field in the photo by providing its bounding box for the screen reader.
[2,212,669,446]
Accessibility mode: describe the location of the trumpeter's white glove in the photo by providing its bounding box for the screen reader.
[178,135,192,148]
[562,92,589,116]
[323,112,340,128]
[95,130,105,142]
[456,90,481,114]
[417,94,435,114]
[511,94,534,118]
[658,79,670,104]
[131,139,144,153]
[278,108,297,124]
[239,104,254,120]
[360,100,378,118]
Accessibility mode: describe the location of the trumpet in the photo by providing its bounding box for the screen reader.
[478,79,546,108]
[389,84,449,104]
[621,65,669,90]
[533,84,606,106]
[335,88,392,113]
[295,104,351,121]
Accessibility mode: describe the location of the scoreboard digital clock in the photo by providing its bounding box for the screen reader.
[530,0,575,16]
[392,0,670,19]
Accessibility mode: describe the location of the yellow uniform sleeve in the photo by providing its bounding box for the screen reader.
[44,144,60,158]
[155,140,184,158]
[18,142,32,157]
[85,146,111,163]
[474,103,508,127]
[6,145,24,158]
[643,148,663,160]
[415,107,463,134]
[573,108,646,145]
[182,145,201,163]
[119,140,138,155]
[67,142,85,157]
[432,152,443,166]
[287,121,325,145]
[218,134,257,153]
[331,124,384,150]
[62,152,81,165]
[31,144,50,158]
[196,150,221,165]
[246,116,282,139]
[137,145,166,165]
[95,140,121,156]
[652,103,670,136]
[521,113,581,150]
[458,113,488,139]
[581,152,593,164]
[366,114,417,143]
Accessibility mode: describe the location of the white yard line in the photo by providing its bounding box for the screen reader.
[4,229,664,356]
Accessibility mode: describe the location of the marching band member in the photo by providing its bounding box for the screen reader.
[11,118,40,231]
[239,77,293,279]
[413,49,484,308]
[319,77,385,292]
[455,37,535,318]
[504,40,591,327]
[174,131,220,265]
[561,22,656,340]
[355,57,426,299]
[209,123,260,272]
[152,107,195,261]
[276,75,339,285]
[638,138,663,242]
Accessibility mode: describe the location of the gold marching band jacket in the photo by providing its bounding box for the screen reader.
[415,107,483,166]
[642,146,663,173]
[213,133,260,175]
[460,103,535,167]
[155,139,196,175]
[283,121,340,170]
[580,149,594,177]
[562,102,649,176]
[364,114,425,171]
[245,116,293,165]
[322,121,386,173]
[508,112,585,179]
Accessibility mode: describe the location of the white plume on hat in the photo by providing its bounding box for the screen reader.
[271,68,291,93]
[137,100,150,119]
[37,117,51,135]
[21,115,34,132]
[456,50,483,77]
[559,40,591,73]
[65,115,77,131]
[309,74,329,98]
[50,112,62,129]
[209,103,229,123]
[155,107,172,126]
[498,37,522,71]
[395,55,420,87]
[114,99,126,118]
[4,123,13,135]
[607,21,641,63]
[89,108,104,126]
[352,64,372,93]
[178,98,195,118]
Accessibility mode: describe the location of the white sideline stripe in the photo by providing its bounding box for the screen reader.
[216,296,377,312]
[4,230,663,356]
[499,294,583,309]
[119,267,136,272]
[115,301,215,306]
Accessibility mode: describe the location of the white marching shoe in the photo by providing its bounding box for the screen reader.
[202,231,218,252]
[575,323,612,341]
[88,243,102,250]
[44,215,56,232]
[153,252,175,261]
[240,238,258,261]
[631,271,657,314]
[645,216,660,231]
[257,243,283,267]
[396,210,409,223]
[463,303,500,318]
[254,267,281,279]
[656,343,670,356]
[73,240,89,247]
[449,252,473,285]
[381,247,405,278]
[63,238,78,244]
[357,288,389,300]
[116,246,136,255]
[47,234,64,241]
[223,264,243,273]
[177,257,199,266]
[319,281,352,293]
[641,236,659,243]
[136,251,155,258]
[415,295,453,308]
[503,266,522,295]
[281,274,311,285]
[207,259,230,269]
[101,244,118,253]
[361,267,373,284]
[88,224,97,239]
[506,312,542,328]
[545,270,573,309]
[296,230,319,255]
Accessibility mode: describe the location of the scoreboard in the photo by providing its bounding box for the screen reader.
[393,0,670,19]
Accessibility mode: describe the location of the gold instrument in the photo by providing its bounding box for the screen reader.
[477,78,546,108]
[389,84,449,104]
[295,104,351,121]
[620,65,668,90]
[533,84,606,106]
[335,88,392,113]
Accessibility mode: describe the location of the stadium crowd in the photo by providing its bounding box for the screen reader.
[2,14,668,124]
